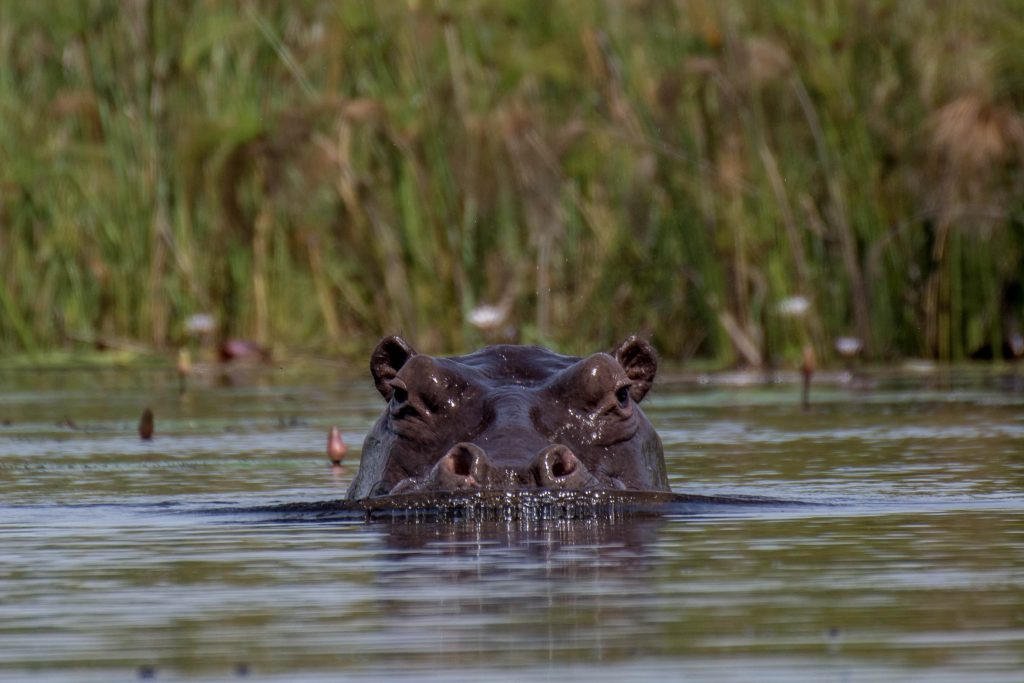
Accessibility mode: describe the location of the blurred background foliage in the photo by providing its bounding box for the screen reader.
[1,0,1022,366]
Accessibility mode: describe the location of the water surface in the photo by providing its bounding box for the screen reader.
[1,365,1021,681]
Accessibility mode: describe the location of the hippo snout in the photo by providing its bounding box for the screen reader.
[388,443,598,495]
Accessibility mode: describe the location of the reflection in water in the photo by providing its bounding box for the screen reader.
[380,515,665,554]
[368,518,666,668]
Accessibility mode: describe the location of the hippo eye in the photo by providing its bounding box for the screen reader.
[615,386,630,407]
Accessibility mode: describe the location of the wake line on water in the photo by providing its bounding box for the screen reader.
[196,490,813,523]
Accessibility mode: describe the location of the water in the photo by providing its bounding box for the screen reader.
[0,365,1022,682]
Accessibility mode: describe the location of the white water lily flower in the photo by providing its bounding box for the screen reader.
[467,305,507,330]
[834,336,863,357]
[184,313,216,335]
[777,296,810,317]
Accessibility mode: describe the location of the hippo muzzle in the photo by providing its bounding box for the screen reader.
[346,335,668,500]
[388,442,599,495]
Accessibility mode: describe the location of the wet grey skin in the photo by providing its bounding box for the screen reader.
[346,335,668,500]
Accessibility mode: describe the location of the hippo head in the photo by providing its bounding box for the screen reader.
[346,336,668,500]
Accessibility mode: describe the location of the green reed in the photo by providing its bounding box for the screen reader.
[1,0,1022,365]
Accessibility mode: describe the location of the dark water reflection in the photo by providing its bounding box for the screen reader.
[0,365,1022,681]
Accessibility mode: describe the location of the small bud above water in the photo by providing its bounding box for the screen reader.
[139,408,154,441]
[176,348,192,377]
[176,348,192,393]
[802,345,817,376]
[327,426,347,465]
[801,345,816,412]
[1009,333,1024,360]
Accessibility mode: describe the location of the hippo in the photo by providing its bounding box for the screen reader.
[346,335,669,500]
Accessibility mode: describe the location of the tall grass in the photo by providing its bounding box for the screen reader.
[1,0,1022,365]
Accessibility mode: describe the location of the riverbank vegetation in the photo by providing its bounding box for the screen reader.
[1,1,1022,365]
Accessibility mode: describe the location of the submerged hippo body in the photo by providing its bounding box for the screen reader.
[346,336,668,500]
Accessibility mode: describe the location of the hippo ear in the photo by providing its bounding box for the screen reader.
[370,336,417,400]
[611,336,657,402]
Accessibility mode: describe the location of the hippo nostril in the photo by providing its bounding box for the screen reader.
[550,455,576,478]
[531,445,589,489]
[446,446,475,477]
[434,442,492,490]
